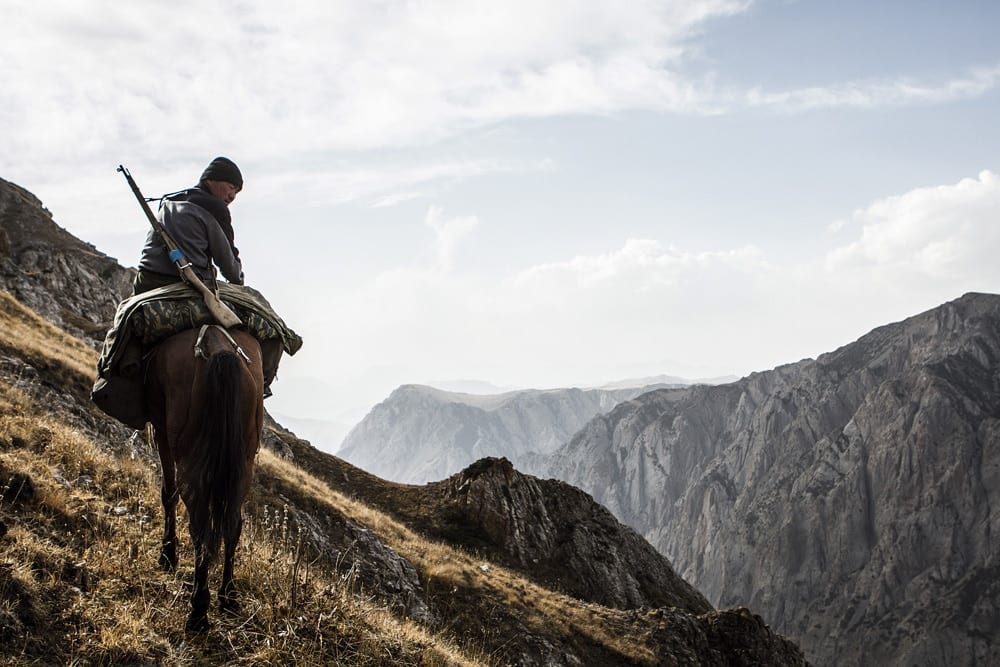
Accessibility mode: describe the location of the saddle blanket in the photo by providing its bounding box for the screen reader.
[92,282,302,428]
[96,282,302,380]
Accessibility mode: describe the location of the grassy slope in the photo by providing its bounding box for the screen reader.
[0,289,804,666]
[0,290,479,665]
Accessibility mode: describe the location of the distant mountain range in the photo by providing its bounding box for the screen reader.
[337,381,684,483]
[275,373,738,457]
[590,373,739,389]
[269,411,355,451]
[424,378,519,394]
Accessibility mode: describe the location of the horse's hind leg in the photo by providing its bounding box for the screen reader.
[219,514,243,614]
[154,425,178,571]
[159,484,178,571]
[187,540,212,632]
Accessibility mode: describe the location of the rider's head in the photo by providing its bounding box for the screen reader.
[199,157,243,204]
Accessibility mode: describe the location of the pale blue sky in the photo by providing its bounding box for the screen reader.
[2,1,998,446]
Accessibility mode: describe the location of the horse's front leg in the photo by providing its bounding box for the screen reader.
[154,426,178,571]
[219,514,243,614]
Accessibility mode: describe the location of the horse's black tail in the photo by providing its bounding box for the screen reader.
[181,351,246,566]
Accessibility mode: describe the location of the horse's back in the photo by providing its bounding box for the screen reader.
[151,326,264,388]
[148,327,264,456]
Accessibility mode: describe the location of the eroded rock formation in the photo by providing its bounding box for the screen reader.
[440,456,713,613]
[547,293,1000,665]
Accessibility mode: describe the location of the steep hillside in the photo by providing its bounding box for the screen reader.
[546,293,1000,666]
[339,382,673,483]
[267,438,711,615]
[0,177,133,345]
[0,287,809,665]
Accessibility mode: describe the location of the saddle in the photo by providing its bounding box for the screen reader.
[92,283,301,428]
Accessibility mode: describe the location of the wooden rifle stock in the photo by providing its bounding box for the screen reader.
[117,164,242,328]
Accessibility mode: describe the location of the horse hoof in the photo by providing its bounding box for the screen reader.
[159,551,177,572]
[186,613,210,634]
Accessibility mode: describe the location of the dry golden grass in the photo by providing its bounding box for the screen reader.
[0,291,487,666]
[0,379,486,666]
[0,290,97,381]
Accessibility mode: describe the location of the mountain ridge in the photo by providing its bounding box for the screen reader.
[542,291,1000,665]
[0,176,133,344]
[339,381,680,484]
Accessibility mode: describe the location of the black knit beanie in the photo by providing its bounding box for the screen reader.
[199,157,243,190]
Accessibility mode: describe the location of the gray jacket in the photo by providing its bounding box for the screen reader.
[137,186,244,285]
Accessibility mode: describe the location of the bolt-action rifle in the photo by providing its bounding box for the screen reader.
[117,164,242,328]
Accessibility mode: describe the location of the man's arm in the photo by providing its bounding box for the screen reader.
[204,213,245,285]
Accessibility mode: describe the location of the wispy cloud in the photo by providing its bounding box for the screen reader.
[516,239,766,289]
[0,0,744,172]
[425,206,479,273]
[253,158,530,209]
[368,206,480,292]
[744,64,1000,112]
[372,192,425,209]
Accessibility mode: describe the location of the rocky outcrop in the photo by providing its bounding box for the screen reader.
[262,425,714,615]
[338,382,672,484]
[0,177,133,345]
[545,293,1000,665]
[437,457,712,614]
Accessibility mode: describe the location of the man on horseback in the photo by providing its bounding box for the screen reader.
[93,158,302,630]
[129,157,280,397]
[134,156,245,296]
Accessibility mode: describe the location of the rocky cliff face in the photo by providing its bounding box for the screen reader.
[546,293,1000,666]
[0,177,134,345]
[338,382,672,484]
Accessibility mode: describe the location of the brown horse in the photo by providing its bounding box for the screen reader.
[145,325,264,632]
